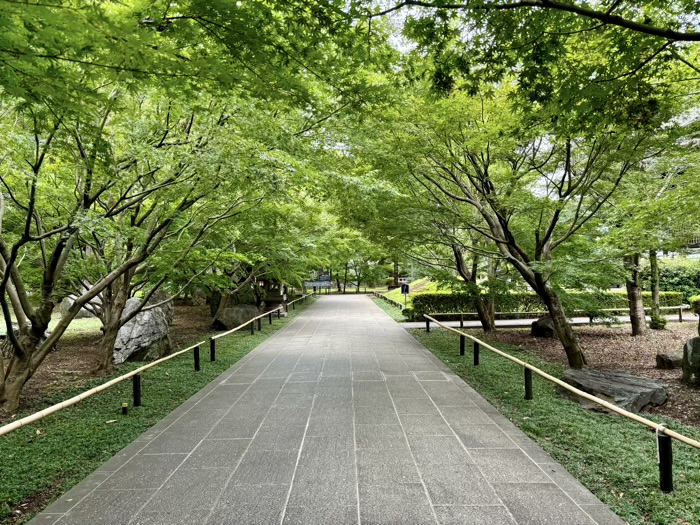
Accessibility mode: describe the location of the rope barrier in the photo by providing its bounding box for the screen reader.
[0,341,203,437]
[0,296,316,438]
[210,306,284,341]
[424,315,700,451]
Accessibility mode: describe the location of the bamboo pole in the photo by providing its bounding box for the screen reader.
[0,342,204,437]
[425,315,700,450]
[0,296,315,438]
[211,306,284,341]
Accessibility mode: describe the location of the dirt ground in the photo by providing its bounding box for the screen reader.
[1,306,217,420]
[485,322,700,427]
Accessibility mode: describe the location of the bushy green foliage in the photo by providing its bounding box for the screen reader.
[649,316,667,330]
[641,259,700,302]
[689,295,700,315]
[409,291,684,319]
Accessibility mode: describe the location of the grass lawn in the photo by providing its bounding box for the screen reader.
[0,300,314,524]
[383,277,448,307]
[374,298,700,525]
[0,314,103,338]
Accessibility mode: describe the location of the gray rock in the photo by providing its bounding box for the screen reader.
[656,352,683,370]
[113,298,172,365]
[213,303,260,330]
[561,369,667,413]
[60,296,95,319]
[682,337,700,385]
[148,290,175,325]
[531,316,555,338]
[191,289,207,306]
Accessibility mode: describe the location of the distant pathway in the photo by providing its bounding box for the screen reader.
[31,295,624,525]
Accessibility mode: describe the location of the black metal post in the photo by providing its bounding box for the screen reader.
[460,335,465,356]
[277,308,281,319]
[524,368,533,400]
[293,301,296,310]
[658,433,673,493]
[679,307,683,323]
[257,317,262,331]
[460,314,464,329]
[194,345,201,371]
[474,342,480,366]
[250,321,255,335]
[122,403,128,415]
[133,374,142,407]
[269,312,273,325]
[210,338,216,362]
[425,318,430,333]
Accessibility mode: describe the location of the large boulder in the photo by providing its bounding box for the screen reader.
[113,298,171,365]
[531,316,555,338]
[561,369,667,413]
[60,296,95,319]
[213,303,260,330]
[148,290,174,325]
[682,337,700,385]
[656,352,683,370]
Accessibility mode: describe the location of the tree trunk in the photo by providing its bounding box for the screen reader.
[343,263,349,294]
[624,253,647,336]
[393,259,399,288]
[451,246,495,332]
[649,249,663,329]
[209,290,222,317]
[97,314,122,373]
[474,294,496,332]
[95,277,131,372]
[0,331,43,413]
[539,284,587,368]
[0,354,32,413]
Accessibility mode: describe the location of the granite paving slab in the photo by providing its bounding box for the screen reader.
[29,295,625,525]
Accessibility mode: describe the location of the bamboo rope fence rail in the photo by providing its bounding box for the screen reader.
[429,304,691,324]
[424,314,700,492]
[0,295,314,438]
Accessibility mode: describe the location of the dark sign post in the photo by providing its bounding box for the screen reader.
[401,283,410,305]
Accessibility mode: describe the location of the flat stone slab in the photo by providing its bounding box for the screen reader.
[28,296,624,525]
[562,369,667,412]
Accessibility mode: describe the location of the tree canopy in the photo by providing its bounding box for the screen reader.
[2,0,700,410]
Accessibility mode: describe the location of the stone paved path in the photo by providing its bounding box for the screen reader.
[30,295,624,525]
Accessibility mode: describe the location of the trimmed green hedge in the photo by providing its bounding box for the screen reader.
[407,291,684,320]
[642,260,700,301]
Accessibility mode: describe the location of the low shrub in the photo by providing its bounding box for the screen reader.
[641,259,700,301]
[410,291,684,319]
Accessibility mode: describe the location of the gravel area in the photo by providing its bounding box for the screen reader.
[478,323,700,427]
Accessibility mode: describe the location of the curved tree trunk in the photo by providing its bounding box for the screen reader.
[540,284,587,368]
[474,294,496,333]
[452,245,495,332]
[0,331,44,413]
[624,253,647,336]
[97,309,124,373]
